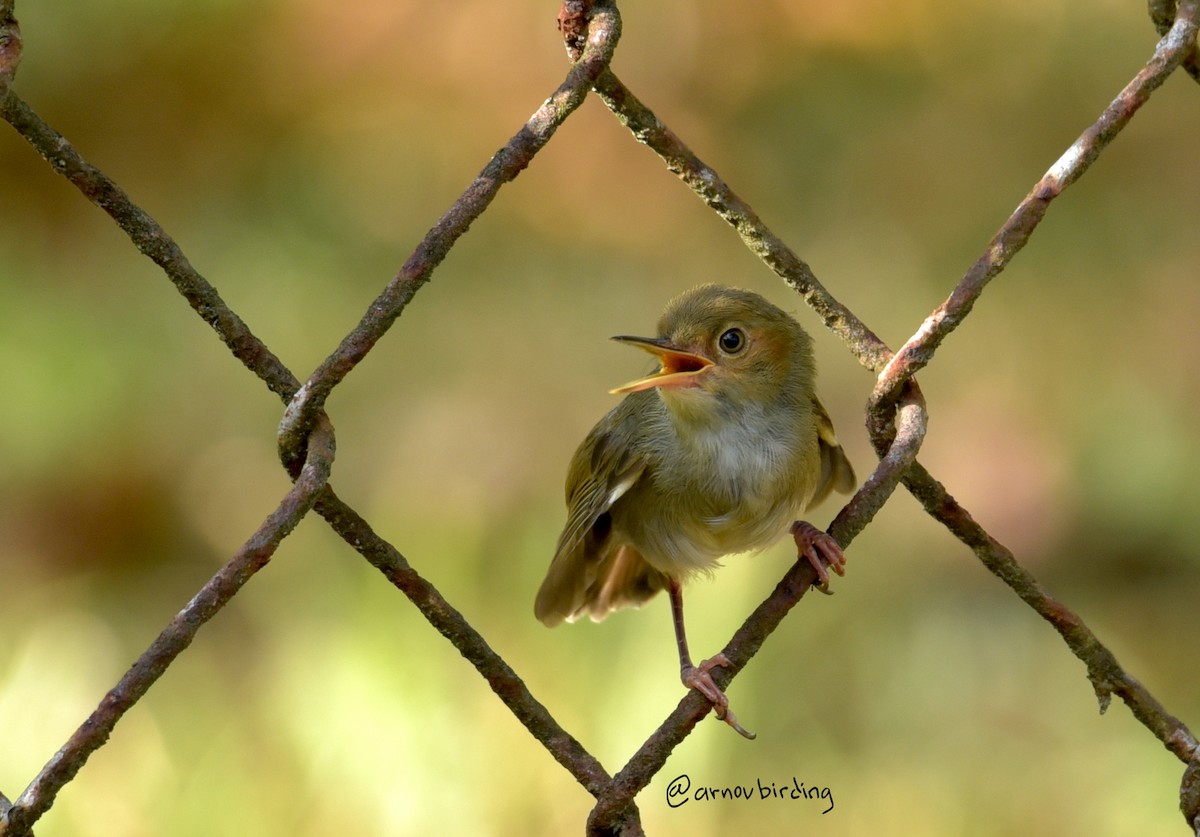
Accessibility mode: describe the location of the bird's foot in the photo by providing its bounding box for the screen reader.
[791,521,846,593]
[682,654,756,740]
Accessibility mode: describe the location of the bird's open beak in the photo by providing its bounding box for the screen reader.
[609,335,713,394]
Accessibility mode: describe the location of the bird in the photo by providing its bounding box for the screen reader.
[533,284,855,738]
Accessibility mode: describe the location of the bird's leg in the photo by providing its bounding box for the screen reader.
[791,521,847,593]
[667,578,756,740]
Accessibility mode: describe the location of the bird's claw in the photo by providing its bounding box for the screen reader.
[682,654,756,740]
[791,520,846,592]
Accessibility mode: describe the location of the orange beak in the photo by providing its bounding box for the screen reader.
[608,335,713,394]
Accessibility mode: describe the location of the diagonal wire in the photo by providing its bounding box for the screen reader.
[900,461,1199,762]
[278,0,623,459]
[569,1,1200,826]
[874,1,1200,409]
[0,0,1197,833]
[588,70,892,374]
[587,384,928,833]
[285,0,628,802]
[313,488,616,797]
[0,416,336,837]
[1150,0,1200,80]
[868,0,1200,763]
[0,89,301,403]
[0,4,630,832]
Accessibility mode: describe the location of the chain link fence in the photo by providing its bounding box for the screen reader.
[2,1,1199,834]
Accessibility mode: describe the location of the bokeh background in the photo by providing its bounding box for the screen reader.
[2,1,1199,834]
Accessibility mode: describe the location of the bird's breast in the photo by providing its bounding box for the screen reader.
[623,404,817,576]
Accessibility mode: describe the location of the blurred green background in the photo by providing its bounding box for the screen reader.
[2,1,1199,834]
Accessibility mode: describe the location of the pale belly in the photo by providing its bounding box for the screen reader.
[621,489,803,576]
[615,418,817,577]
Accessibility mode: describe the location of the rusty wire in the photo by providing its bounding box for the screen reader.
[0,417,336,837]
[1,0,1199,835]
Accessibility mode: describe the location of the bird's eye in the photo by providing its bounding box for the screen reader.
[718,328,746,354]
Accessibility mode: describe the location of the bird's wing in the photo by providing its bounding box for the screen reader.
[535,398,664,625]
[807,395,857,510]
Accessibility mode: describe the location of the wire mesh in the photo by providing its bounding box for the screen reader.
[2,1,1198,834]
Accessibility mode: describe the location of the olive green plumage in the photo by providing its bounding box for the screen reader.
[535,284,854,626]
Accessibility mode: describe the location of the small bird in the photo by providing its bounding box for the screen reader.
[534,284,855,738]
